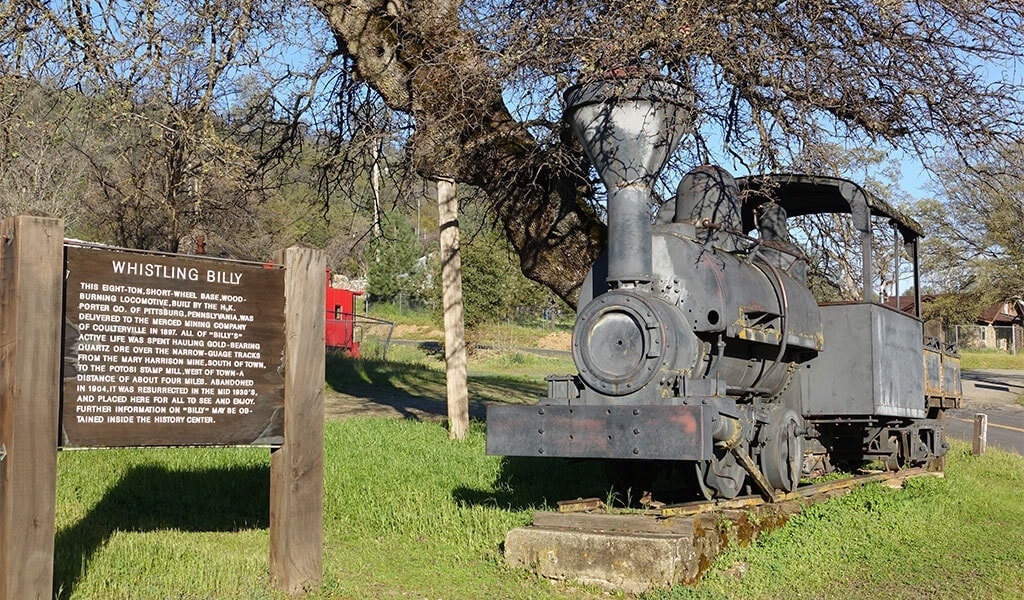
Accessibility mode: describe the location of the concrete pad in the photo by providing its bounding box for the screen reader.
[504,521,698,594]
[503,500,804,593]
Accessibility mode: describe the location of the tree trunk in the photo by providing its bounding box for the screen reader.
[436,177,469,440]
[310,0,603,309]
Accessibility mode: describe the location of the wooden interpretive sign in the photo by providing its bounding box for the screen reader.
[61,244,286,447]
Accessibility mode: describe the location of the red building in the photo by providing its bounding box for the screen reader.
[325,272,363,357]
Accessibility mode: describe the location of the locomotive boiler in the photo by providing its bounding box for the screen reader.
[485,76,960,500]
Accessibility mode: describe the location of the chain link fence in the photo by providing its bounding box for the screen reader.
[326,315,396,360]
[947,324,1023,354]
[353,315,397,359]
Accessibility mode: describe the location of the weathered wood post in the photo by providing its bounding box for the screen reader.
[436,177,469,440]
[270,246,326,593]
[0,216,64,600]
[972,413,988,456]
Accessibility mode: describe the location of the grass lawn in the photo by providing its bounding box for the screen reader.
[48,334,1024,598]
[960,349,1024,371]
[53,417,1024,599]
[325,344,574,411]
[653,443,1024,599]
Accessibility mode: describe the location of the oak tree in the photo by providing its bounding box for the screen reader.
[312,0,1024,306]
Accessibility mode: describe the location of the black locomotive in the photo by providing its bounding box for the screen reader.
[486,77,962,500]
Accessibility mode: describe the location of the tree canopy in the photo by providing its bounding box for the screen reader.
[311,0,1024,305]
[3,1,1024,306]
[916,144,1024,322]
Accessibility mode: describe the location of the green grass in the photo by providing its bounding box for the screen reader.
[651,442,1024,600]
[54,421,607,600]
[360,300,438,330]
[362,302,575,350]
[326,345,574,407]
[959,349,1024,371]
[53,423,1024,599]
[54,447,274,600]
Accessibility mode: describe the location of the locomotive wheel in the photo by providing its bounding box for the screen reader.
[925,408,947,472]
[694,445,746,500]
[758,409,804,493]
[881,435,906,471]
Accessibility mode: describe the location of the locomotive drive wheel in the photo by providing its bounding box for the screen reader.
[695,444,747,500]
[758,409,804,493]
[881,435,906,471]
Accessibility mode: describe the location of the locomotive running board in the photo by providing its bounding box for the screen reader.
[485,404,714,461]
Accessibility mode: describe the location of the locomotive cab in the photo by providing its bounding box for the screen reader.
[738,175,962,472]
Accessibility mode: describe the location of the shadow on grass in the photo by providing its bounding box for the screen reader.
[453,456,614,511]
[53,463,269,599]
[325,353,543,421]
[454,456,707,511]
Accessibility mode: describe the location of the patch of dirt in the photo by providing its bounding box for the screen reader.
[392,324,443,339]
[535,331,571,351]
[324,388,486,422]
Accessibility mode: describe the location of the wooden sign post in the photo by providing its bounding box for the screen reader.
[0,216,64,600]
[271,246,326,593]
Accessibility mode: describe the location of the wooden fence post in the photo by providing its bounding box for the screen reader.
[270,246,325,593]
[0,216,64,600]
[972,413,988,456]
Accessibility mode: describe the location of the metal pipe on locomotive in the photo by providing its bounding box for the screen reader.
[485,76,960,500]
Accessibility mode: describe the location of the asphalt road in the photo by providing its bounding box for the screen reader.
[945,369,1024,455]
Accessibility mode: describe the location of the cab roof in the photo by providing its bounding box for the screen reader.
[736,173,924,242]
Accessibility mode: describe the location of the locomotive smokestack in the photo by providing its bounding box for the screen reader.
[565,77,692,285]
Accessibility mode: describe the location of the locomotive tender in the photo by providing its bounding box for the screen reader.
[485,77,962,500]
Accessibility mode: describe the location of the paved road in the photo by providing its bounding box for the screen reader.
[946,369,1024,455]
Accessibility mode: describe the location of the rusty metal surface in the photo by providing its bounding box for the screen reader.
[485,404,713,461]
[557,498,606,513]
[943,355,964,408]
[924,346,943,397]
[730,444,779,502]
[924,338,963,409]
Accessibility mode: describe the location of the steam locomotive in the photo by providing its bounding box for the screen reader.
[485,77,962,500]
